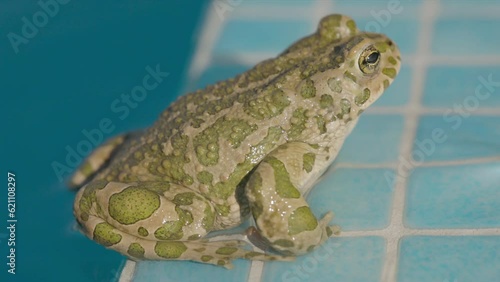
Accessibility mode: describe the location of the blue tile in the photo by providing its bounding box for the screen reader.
[413,115,500,162]
[262,237,385,282]
[133,259,251,282]
[397,236,500,282]
[432,19,500,55]
[374,65,412,106]
[214,19,312,55]
[405,163,500,228]
[337,115,404,163]
[308,168,395,231]
[423,66,500,108]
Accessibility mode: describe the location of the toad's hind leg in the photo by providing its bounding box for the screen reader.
[74,180,292,268]
[245,142,339,255]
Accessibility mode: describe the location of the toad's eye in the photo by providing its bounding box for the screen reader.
[359,46,380,74]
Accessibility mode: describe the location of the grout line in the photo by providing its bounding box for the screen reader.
[339,227,500,237]
[365,106,500,116]
[248,261,264,282]
[119,260,136,282]
[333,155,500,170]
[380,1,438,281]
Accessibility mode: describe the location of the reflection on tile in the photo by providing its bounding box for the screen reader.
[309,168,395,231]
[398,236,500,282]
[262,237,385,282]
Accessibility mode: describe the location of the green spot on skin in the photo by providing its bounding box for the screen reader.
[138,227,149,237]
[355,88,371,106]
[338,98,351,118]
[173,192,195,206]
[193,247,206,252]
[265,157,300,199]
[318,14,344,40]
[134,181,170,195]
[194,117,257,166]
[154,221,184,240]
[152,133,193,185]
[375,42,388,53]
[287,108,308,140]
[201,255,213,262]
[344,71,357,82]
[217,260,226,266]
[314,115,327,134]
[288,206,318,235]
[197,171,213,185]
[303,153,316,173]
[93,222,122,247]
[108,186,160,225]
[85,179,108,191]
[308,143,320,149]
[320,94,334,109]
[383,79,390,89]
[215,204,230,216]
[346,19,357,34]
[201,205,215,231]
[210,126,283,200]
[244,252,263,259]
[248,172,264,220]
[388,56,397,65]
[154,207,192,240]
[215,247,238,255]
[127,243,145,258]
[79,180,109,221]
[188,234,201,240]
[244,87,290,120]
[382,67,397,78]
[300,78,316,98]
[80,161,94,177]
[307,245,316,252]
[326,226,334,237]
[274,239,294,248]
[327,78,342,93]
[154,241,187,259]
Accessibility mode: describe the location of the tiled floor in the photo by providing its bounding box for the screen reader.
[126,0,500,281]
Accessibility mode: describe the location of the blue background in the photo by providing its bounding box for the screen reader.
[0,1,207,281]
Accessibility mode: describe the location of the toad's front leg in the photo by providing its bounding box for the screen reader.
[245,142,338,255]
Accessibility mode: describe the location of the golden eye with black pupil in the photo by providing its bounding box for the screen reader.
[359,46,380,74]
